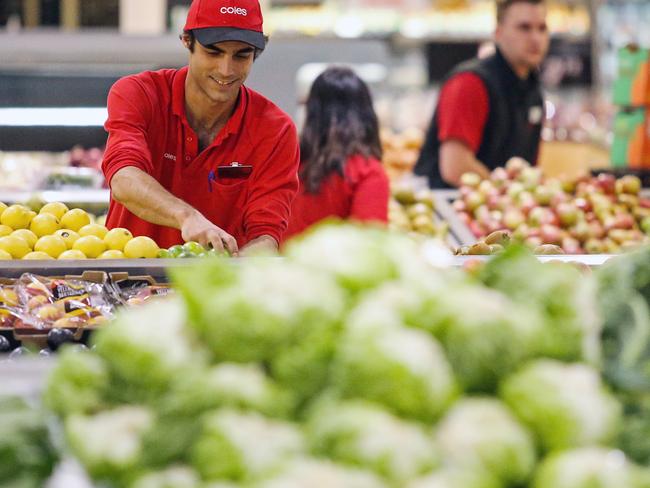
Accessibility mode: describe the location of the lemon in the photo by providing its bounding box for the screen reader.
[0,225,13,238]
[104,228,133,251]
[1,205,36,230]
[0,249,11,260]
[34,235,67,258]
[55,229,80,249]
[73,235,106,258]
[39,202,69,220]
[0,235,30,258]
[11,229,37,249]
[60,208,91,232]
[0,202,7,216]
[29,213,60,237]
[98,250,125,259]
[58,249,87,260]
[124,236,159,258]
[79,223,109,239]
[96,214,107,226]
[23,251,54,260]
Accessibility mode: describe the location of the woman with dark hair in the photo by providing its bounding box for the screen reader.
[285,66,390,239]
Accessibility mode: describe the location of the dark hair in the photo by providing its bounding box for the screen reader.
[181,30,267,59]
[299,66,382,194]
[496,0,544,23]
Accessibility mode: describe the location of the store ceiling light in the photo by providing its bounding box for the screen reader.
[0,108,108,127]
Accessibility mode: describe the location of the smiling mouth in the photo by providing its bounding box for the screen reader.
[211,77,236,86]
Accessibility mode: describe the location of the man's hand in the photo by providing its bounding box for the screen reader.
[240,235,278,257]
[181,210,239,256]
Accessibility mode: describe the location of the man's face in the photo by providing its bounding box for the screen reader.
[186,38,255,105]
[495,3,549,74]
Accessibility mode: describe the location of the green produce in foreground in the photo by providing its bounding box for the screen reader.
[190,409,305,482]
[43,347,109,417]
[331,319,457,422]
[0,396,59,488]
[307,400,439,482]
[501,360,622,452]
[65,406,153,483]
[532,447,650,488]
[435,398,537,486]
[173,260,345,364]
[93,297,201,402]
[407,468,501,488]
[480,245,600,362]
[433,285,544,392]
[254,457,387,488]
[161,363,295,419]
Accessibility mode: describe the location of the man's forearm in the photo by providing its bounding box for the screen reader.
[240,234,278,255]
[439,140,491,187]
[110,166,196,230]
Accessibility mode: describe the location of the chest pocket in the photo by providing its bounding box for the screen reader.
[207,169,250,193]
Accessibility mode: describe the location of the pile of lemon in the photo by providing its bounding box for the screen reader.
[0,202,160,260]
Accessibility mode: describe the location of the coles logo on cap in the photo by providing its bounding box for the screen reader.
[220,6,247,15]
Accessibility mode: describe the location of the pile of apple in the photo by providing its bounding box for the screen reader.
[454,158,650,254]
[389,182,449,240]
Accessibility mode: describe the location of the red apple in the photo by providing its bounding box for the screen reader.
[540,224,563,245]
[464,191,486,211]
[505,157,529,178]
[569,221,591,242]
[561,236,583,254]
[555,202,580,227]
[574,197,592,213]
[468,221,486,238]
[596,173,617,194]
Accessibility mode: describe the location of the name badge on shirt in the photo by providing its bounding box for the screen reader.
[528,106,543,125]
[216,161,253,179]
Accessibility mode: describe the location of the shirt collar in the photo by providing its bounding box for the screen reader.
[172,66,249,138]
[494,47,540,92]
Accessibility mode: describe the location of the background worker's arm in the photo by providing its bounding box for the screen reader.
[111,166,238,254]
[435,72,491,187]
[439,139,491,186]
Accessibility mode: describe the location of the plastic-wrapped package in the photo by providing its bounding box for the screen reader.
[0,284,19,328]
[111,278,174,307]
[14,274,115,330]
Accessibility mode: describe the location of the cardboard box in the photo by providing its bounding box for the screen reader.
[610,108,650,169]
[613,46,650,107]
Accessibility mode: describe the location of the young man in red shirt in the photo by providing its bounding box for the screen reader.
[415,0,550,188]
[102,0,299,255]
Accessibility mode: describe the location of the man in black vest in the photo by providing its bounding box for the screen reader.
[415,0,549,188]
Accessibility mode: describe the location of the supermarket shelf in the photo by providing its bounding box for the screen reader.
[432,189,476,247]
[452,254,616,267]
[0,258,179,281]
[0,189,109,205]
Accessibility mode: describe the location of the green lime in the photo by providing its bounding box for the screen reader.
[157,249,171,258]
[183,241,205,255]
[177,251,194,259]
[168,244,185,258]
[208,248,230,258]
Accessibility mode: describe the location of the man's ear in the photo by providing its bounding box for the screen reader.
[179,33,191,50]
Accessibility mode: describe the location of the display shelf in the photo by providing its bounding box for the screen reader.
[0,189,109,205]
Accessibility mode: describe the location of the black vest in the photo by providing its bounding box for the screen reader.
[415,49,544,188]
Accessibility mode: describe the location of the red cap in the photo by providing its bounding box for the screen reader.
[184,0,265,50]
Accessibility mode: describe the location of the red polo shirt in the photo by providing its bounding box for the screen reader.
[437,72,489,153]
[102,67,300,248]
[285,155,389,240]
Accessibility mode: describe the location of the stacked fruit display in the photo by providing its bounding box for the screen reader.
[389,181,449,241]
[454,158,650,254]
[381,127,425,182]
[0,201,159,259]
[158,241,230,259]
